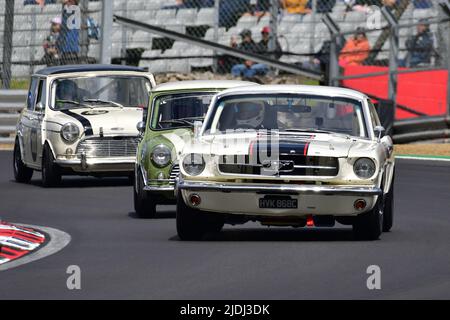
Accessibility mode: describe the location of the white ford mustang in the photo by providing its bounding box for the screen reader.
[176,85,395,241]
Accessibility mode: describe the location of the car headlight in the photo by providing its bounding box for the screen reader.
[60,123,80,143]
[353,158,376,179]
[151,145,172,168]
[182,153,205,176]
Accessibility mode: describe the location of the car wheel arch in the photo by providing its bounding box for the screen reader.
[42,141,57,165]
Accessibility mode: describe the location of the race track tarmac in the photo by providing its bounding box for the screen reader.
[0,151,449,299]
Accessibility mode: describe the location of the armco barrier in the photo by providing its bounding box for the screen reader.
[393,116,450,144]
[0,89,448,145]
[0,90,25,145]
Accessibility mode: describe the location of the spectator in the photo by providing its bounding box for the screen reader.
[243,0,271,17]
[303,35,345,83]
[24,0,56,5]
[162,0,184,9]
[218,35,241,73]
[42,17,61,66]
[413,0,433,9]
[231,29,269,78]
[316,0,336,13]
[400,19,434,67]
[57,0,80,64]
[184,0,214,8]
[339,27,371,66]
[382,0,398,9]
[280,0,311,15]
[348,0,383,12]
[257,26,282,60]
[219,0,250,28]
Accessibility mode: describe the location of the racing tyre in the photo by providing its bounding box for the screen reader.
[13,138,33,183]
[176,191,224,241]
[383,171,395,232]
[134,171,156,218]
[42,144,61,188]
[353,193,383,241]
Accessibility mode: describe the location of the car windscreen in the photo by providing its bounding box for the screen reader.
[150,92,215,130]
[51,76,151,110]
[204,94,368,138]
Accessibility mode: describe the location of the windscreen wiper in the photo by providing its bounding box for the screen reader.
[84,99,124,109]
[159,119,194,127]
[55,99,91,108]
[159,117,204,127]
[284,128,335,134]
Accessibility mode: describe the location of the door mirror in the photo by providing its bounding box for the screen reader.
[193,121,203,139]
[137,121,146,136]
[374,126,386,142]
[35,102,45,113]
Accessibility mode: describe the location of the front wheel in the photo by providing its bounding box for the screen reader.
[176,191,224,241]
[383,170,395,232]
[41,144,61,188]
[353,195,383,241]
[13,138,33,183]
[133,170,156,218]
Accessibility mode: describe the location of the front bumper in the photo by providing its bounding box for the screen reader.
[55,157,135,172]
[178,180,382,217]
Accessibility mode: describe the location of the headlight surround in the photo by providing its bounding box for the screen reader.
[182,153,205,176]
[151,144,172,168]
[60,123,80,143]
[353,158,376,179]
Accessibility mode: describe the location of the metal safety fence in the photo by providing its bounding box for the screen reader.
[0,0,103,88]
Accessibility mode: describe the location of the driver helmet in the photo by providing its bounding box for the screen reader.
[235,101,265,128]
[56,80,78,101]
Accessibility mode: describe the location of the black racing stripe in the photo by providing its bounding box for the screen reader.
[60,110,94,136]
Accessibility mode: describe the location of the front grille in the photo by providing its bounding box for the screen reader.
[219,155,339,177]
[76,137,139,158]
[169,165,180,185]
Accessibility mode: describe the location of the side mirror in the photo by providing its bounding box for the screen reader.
[35,102,45,113]
[193,120,203,139]
[374,126,386,142]
[137,121,146,136]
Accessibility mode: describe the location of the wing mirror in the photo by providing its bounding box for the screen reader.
[35,102,45,113]
[193,121,203,139]
[374,126,386,142]
[137,121,146,137]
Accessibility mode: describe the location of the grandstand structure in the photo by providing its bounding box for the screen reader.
[0,0,449,123]
[0,1,444,75]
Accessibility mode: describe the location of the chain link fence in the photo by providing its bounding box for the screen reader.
[1,0,449,120]
[0,0,102,88]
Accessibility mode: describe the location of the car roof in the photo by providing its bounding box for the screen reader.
[217,85,369,100]
[35,64,147,76]
[152,80,258,93]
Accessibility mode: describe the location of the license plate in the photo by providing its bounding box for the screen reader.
[259,196,298,209]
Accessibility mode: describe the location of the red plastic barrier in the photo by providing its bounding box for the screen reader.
[341,65,448,119]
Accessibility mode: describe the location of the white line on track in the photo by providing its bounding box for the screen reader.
[396,156,450,162]
[0,224,71,272]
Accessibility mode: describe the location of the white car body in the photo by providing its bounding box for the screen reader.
[176,85,395,236]
[15,65,156,177]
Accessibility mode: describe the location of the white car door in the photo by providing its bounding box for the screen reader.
[21,77,39,166]
[29,78,46,167]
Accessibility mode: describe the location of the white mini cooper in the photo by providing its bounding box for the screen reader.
[13,65,156,187]
[176,85,395,241]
